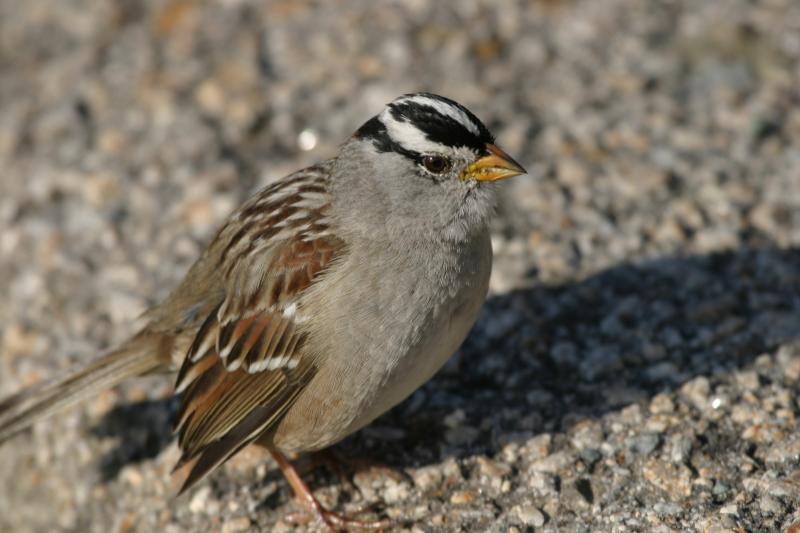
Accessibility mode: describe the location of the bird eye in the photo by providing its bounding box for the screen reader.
[421,155,450,174]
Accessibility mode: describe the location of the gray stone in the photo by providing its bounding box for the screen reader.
[628,433,661,456]
[513,505,546,527]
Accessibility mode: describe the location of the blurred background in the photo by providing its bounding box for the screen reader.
[0,1,799,531]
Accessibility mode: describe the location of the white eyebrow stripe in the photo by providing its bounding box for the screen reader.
[393,95,481,136]
[378,110,447,153]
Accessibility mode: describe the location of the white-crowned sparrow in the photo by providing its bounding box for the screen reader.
[0,93,525,530]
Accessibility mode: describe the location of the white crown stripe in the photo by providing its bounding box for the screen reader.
[393,95,482,136]
[378,110,448,153]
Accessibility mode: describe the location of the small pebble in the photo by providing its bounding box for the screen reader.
[221,517,252,533]
[513,504,546,527]
[449,489,478,505]
[189,487,211,514]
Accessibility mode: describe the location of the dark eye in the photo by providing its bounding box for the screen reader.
[421,154,451,174]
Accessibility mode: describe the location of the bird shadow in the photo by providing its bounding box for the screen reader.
[337,244,800,471]
[90,395,178,481]
[90,245,800,491]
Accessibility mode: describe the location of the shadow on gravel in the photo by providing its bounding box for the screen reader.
[91,396,177,481]
[341,245,800,470]
[92,246,800,488]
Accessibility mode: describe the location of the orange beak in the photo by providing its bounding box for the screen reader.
[462,144,527,182]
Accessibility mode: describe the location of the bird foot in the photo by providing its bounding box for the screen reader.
[271,448,391,532]
[284,504,391,532]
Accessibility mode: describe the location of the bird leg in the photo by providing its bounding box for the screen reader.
[270,449,390,532]
[295,449,355,491]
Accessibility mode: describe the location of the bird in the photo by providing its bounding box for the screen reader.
[0,92,525,530]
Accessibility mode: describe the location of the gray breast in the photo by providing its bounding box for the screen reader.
[273,230,491,452]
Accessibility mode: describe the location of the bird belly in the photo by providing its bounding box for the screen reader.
[345,287,485,433]
[273,232,491,453]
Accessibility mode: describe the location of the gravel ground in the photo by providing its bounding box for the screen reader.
[1,0,799,531]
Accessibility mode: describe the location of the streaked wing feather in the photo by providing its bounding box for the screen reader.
[178,365,287,456]
[171,163,344,492]
[177,376,309,495]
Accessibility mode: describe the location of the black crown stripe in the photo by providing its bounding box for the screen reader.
[354,93,494,159]
[388,101,492,153]
[354,116,424,161]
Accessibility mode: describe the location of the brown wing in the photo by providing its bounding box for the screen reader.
[170,165,342,493]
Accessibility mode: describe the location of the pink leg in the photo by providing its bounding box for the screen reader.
[270,448,391,532]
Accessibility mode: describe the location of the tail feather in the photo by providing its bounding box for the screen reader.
[0,332,170,443]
